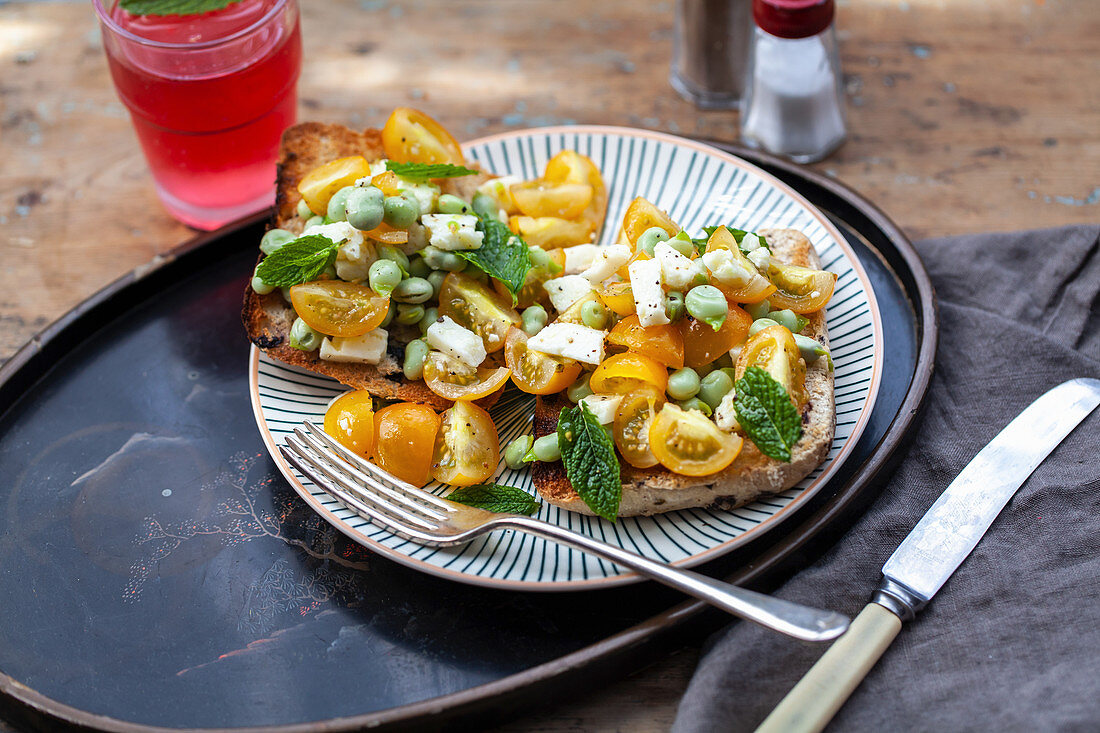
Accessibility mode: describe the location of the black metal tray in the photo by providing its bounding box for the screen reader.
[0,143,935,732]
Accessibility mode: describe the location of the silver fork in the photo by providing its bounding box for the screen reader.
[280,421,849,642]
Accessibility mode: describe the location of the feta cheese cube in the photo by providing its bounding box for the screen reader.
[426,316,487,368]
[746,247,771,271]
[526,322,607,365]
[563,244,601,274]
[395,180,440,215]
[303,222,370,281]
[544,275,595,313]
[702,249,752,288]
[319,328,388,364]
[628,258,670,327]
[421,214,484,251]
[740,232,763,252]
[714,389,741,433]
[581,244,632,284]
[303,220,357,244]
[579,394,622,425]
[654,242,700,291]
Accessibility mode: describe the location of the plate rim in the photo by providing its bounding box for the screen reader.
[251,124,886,591]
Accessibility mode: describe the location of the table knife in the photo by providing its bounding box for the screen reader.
[756,377,1100,733]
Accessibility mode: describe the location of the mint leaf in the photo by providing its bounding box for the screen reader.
[445,484,540,515]
[119,0,241,16]
[557,404,621,521]
[255,235,342,288]
[456,213,531,304]
[734,366,803,462]
[385,161,478,181]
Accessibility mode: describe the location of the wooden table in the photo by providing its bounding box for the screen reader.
[1,0,1096,729]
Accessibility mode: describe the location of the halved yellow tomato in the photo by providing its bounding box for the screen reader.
[510,180,594,219]
[544,150,608,230]
[621,197,679,248]
[704,227,777,304]
[494,247,565,309]
[607,315,685,369]
[370,170,403,196]
[297,156,372,215]
[508,216,594,250]
[735,324,807,407]
[372,402,440,486]
[382,107,465,165]
[438,272,522,353]
[503,327,583,394]
[589,352,669,395]
[597,281,636,316]
[323,390,375,456]
[423,352,511,401]
[649,404,743,476]
[613,387,665,468]
[767,261,838,314]
[680,303,753,369]
[431,400,499,486]
[362,221,410,244]
[289,281,389,337]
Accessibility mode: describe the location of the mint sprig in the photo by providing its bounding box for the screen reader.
[557,404,621,521]
[734,367,803,462]
[455,213,531,304]
[119,0,241,16]
[385,161,478,182]
[255,234,343,288]
[445,484,540,515]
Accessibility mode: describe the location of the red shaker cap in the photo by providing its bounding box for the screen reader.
[753,0,835,39]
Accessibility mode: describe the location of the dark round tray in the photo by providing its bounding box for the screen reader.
[0,142,935,733]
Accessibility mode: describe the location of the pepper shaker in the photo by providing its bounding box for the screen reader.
[670,0,752,109]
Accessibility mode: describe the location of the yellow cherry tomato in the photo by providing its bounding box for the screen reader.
[297,155,373,216]
[289,281,390,338]
[438,272,522,353]
[544,150,608,231]
[735,324,808,408]
[649,404,743,476]
[589,352,669,396]
[621,197,679,248]
[372,403,441,486]
[767,261,838,314]
[503,327,583,395]
[704,227,777,304]
[508,216,594,250]
[607,315,685,369]
[423,352,512,401]
[613,387,665,469]
[431,401,499,486]
[509,180,594,220]
[370,170,403,196]
[679,303,753,369]
[323,390,376,456]
[382,107,465,165]
[597,281,636,316]
[361,221,409,244]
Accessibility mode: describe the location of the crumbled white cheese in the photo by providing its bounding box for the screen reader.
[425,316,487,368]
[406,220,429,251]
[628,258,670,327]
[746,247,771,271]
[319,328,388,364]
[581,244,632,284]
[702,249,753,287]
[544,275,595,313]
[579,394,622,425]
[476,175,521,214]
[421,214,484,251]
[304,222,371,281]
[303,220,357,243]
[714,389,741,433]
[563,244,602,274]
[526,322,606,365]
[395,180,440,215]
[654,242,700,291]
[740,233,763,252]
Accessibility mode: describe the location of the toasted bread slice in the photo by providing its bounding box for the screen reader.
[532,228,835,516]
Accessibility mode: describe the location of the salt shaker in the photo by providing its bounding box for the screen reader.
[740,0,846,163]
[670,0,752,109]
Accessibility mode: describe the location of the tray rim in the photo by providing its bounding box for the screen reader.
[0,141,936,733]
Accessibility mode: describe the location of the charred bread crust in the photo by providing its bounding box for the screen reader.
[532,228,836,516]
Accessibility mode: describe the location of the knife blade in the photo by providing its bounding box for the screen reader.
[757,378,1100,733]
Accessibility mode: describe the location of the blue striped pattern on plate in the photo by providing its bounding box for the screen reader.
[250,127,883,590]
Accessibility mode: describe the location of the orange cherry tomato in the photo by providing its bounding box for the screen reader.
[504,327,583,395]
[680,303,753,369]
[766,261,838,314]
[438,272,522,353]
[423,352,512,401]
[494,247,565,309]
[323,390,376,456]
[509,180,594,219]
[613,387,665,468]
[588,352,669,396]
[607,315,685,369]
[372,402,441,486]
[544,150,608,231]
[704,227,777,304]
[649,404,743,476]
[621,197,679,248]
[289,281,390,338]
[508,216,594,250]
[382,107,465,165]
[362,221,410,244]
[431,400,499,486]
[370,170,403,196]
[597,281,636,316]
[298,155,373,215]
[735,324,807,408]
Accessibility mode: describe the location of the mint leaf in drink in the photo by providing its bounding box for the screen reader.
[455,213,531,304]
[734,366,803,462]
[557,403,621,521]
[255,234,342,288]
[385,161,479,182]
[444,484,540,516]
[119,0,242,16]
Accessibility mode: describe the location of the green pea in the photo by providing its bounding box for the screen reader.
[522,304,548,336]
[296,199,313,220]
[437,193,471,215]
[420,245,467,272]
[289,317,322,351]
[719,367,738,383]
[686,285,728,330]
[566,372,593,403]
[378,244,410,273]
[427,270,447,298]
[304,215,325,230]
[327,186,355,222]
[532,433,562,462]
[383,194,420,228]
[665,291,685,322]
[794,315,810,333]
[677,397,713,417]
[668,237,695,258]
[279,286,293,303]
[503,435,534,469]
[418,306,439,335]
[260,228,295,255]
[472,192,499,219]
[403,338,430,380]
[745,300,773,320]
[637,226,670,257]
[528,246,552,269]
[321,263,337,280]
[667,367,701,401]
[749,317,781,336]
[368,259,402,297]
[406,255,431,278]
[580,300,610,330]
[380,301,397,328]
[345,186,385,231]
[698,370,734,409]
[251,268,275,295]
[769,309,801,333]
[392,277,434,304]
[794,334,829,365]
[396,303,425,325]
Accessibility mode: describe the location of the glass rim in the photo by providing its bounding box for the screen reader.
[92,0,292,50]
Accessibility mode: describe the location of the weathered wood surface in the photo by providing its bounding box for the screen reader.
[0,0,1097,730]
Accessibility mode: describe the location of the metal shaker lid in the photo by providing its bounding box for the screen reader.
[752,0,835,39]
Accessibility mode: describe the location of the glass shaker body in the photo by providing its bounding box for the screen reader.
[670,0,752,109]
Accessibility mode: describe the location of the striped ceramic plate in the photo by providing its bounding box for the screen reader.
[250,126,883,590]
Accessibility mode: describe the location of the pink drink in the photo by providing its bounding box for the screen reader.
[95,0,301,229]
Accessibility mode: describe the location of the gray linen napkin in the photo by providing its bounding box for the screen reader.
[673,225,1100,732]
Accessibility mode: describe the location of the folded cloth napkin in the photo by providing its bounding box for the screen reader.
[673,225,1100,732]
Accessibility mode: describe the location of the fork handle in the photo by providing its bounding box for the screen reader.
[500,516,848,642]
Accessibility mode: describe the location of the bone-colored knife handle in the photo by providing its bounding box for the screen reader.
[755,603,902,733]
